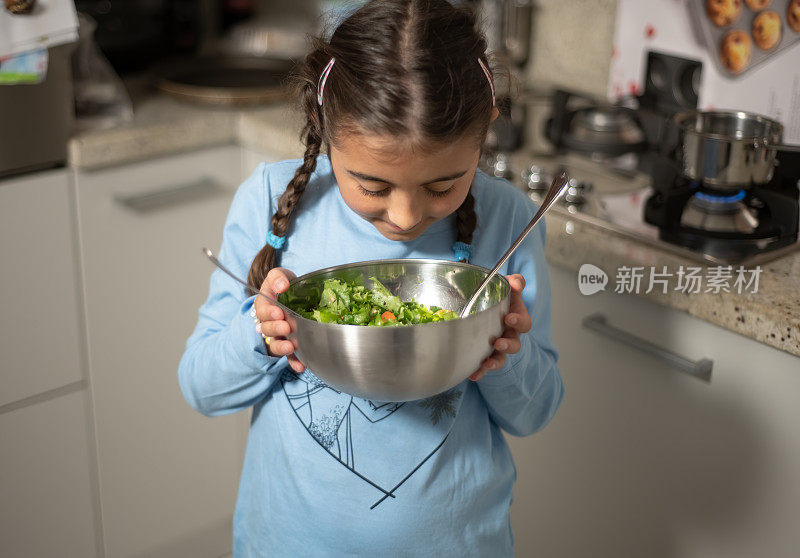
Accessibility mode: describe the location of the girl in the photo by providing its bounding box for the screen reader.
[178,1,563,555]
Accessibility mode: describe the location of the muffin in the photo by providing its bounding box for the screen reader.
[745,0,772,10]
[5,0,35,13]
[720,30,752,73]
[707,0,743,27]
[788,0,800,32]
[752,11,782,50]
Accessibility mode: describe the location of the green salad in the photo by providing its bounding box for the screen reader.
[287,277,459,326]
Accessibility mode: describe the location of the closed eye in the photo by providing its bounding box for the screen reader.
[356,182,456,198]
[425,184,456,198]
[357,184,390,197]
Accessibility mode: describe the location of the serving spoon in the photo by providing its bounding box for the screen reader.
[458,170,570,318]
[202,248,297,315]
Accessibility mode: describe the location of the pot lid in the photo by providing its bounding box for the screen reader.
[559,106,647,156]
[572,106,643,138]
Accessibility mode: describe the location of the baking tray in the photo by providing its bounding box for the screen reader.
[689,0,800,78]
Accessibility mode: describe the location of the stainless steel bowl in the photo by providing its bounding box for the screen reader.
[278,259,511,402]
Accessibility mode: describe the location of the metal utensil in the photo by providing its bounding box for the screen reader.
[202,248,511,401]
[202,247,298,316]
[459,170,570,318]
[277,259,510,401]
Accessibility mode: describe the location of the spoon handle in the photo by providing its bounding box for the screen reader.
[459,171,570,318]
[202,247,287,310]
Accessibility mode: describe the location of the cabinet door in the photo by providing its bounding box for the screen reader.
[0,170,84,407]
[509,263,800,558]
[0,390,98,557]
[75,146,249,558]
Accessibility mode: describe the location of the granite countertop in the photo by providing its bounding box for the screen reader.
[543,211,800,358]
[68,92,304,170]
[67,89,800,359]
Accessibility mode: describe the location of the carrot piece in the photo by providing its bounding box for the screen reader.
[380,311,396,322]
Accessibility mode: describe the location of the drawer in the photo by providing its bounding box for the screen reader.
[509,263,800,558]
[0,389,98,556]
[76,145,242,212]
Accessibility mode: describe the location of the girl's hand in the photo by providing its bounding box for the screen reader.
[470,274,531,382]
[253,267,306,373]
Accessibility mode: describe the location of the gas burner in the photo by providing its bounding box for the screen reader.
[681,188,759,234]
[563,179,593,208]
[544,89,648,160]
[480,152,515,181]
[522,163,593,211]
[523,164,551,192]
[644,172,799,262]
[508,150,800,266]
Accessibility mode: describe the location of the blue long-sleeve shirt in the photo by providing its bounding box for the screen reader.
[178,155,563,557]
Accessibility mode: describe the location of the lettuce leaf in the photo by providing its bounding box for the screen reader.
[289,277,458,326]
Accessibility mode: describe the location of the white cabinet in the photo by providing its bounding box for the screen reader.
[0,390,99,557]
[74,146,249,558]
[509,263,800,558]
[0,169,84,407]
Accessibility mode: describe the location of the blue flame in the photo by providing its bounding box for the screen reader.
[695,189,746,204]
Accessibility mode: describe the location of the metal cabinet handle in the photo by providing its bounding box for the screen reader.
[581,313,713,381]
[113,177,221,212]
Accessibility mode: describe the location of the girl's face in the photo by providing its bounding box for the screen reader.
[329,130,485,241]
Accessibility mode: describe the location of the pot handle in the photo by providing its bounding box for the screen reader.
[758,138,800,153]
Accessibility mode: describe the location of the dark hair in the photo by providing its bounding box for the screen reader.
[248,0,494,289]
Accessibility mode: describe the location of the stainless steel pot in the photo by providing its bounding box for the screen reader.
[673,110,800,189]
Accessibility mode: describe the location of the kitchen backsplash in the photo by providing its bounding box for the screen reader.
[522,0,618,98]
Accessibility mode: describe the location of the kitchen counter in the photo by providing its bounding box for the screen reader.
[68,94,303,170]
[544,209,800,358]
[67,91,800,359]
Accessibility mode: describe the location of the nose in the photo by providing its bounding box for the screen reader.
[387,194,423,231]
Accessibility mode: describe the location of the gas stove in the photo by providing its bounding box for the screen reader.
[643,175,800,264]
[484,150,800,267]
[482,79,800,267]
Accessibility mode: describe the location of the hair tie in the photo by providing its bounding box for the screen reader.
[317,57,336,107]
[453,241,472,262]
[267,230,286,250]
[477,57,495,107]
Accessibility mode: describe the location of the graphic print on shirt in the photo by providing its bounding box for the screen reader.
[281,369,463,509]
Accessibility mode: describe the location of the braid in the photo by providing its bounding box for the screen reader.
[455,188,477,261]
[245,0,496,281]
[247,77,324,290]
